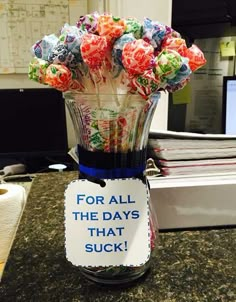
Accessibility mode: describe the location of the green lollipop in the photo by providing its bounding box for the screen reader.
[28,57,49,84]
[154,49,182,79]
[124,17,143,39]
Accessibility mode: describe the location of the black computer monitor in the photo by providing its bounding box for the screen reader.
[222,76,236,135]
[0,88,69,171]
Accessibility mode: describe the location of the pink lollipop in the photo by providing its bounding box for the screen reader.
[184,44,207,72]
[122,39,155,75]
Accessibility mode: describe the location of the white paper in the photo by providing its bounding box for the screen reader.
[0,0,69,74]
[65,179,150,267]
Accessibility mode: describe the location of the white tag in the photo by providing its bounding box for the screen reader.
[65,178,150,267]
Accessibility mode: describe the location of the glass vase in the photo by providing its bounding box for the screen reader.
[64,91,160,285]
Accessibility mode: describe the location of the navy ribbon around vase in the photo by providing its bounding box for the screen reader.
[77,145,147,186]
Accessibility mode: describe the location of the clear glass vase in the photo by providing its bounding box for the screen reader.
[64,92,160,285]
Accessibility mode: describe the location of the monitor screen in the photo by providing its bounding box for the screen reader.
[222,76,236,135]
[0,88,68,158]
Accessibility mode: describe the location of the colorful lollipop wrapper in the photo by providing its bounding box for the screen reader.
[48,44,77,68]
[184,44,207,72]
[61,23,82,35]
[124,17,143,39]
[81,33,107,68]
[131,69,161,98]
[154,49,182,79]
[166,57,191,86]
[122,39,155,75]
[142,18,166,51]
[165,25,181,38]
[28,57,49,84]
[162,37,187,56]
[166,77,190,93]
[45,64,72,92]
[97,14,126,43]
[31,34,59,60]
[112,33,135,77]
[76,12,99,33]
[59,26,86,63]
[29,12,206,97]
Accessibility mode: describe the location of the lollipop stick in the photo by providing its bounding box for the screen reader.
[101,61,120,107]
[89,69,101,108]
[94,80,101,108]
[108,74,120,106]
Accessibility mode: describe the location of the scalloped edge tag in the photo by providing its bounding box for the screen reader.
[65,178,150,267]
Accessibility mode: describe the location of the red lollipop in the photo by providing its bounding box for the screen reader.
[184,44,207,72]
[122,39,155,75]
[80,33,107,69]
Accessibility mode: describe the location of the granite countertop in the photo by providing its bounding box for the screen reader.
[0,171,235,302]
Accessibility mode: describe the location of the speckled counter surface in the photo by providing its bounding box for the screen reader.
[0,172,235,302]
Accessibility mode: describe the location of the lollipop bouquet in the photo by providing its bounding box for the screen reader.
[29,12,206,285]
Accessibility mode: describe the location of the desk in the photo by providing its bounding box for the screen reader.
[0,172,235,301]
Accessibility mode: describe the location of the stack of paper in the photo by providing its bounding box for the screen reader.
[148,130,236,176]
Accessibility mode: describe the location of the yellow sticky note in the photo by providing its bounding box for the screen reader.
[220,41,235,57]
[172,83,191,105]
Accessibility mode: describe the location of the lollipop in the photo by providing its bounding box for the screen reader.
[48,44,77,68]
[166,57,191,86]
[184,44,207,72]
[165,25,181,39]
[31,34,58,60]
[166,77,190,93]
[76,12,99,33]
[122,39,155,75]
[162,37,188,56]
[80,33,108,84]
[142,18,166,51]
[80,33,107,68]
[61,23,82,35]
[112,33,135,77]
[97,14,126,43]
[124,17,143,39]
[28,57,49,84]
[154,49,182,79]
[131,69,161,98]
[45,64,72,91]
[59,25,86,64]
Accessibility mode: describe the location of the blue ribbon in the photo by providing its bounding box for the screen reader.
[79,164,145,179]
